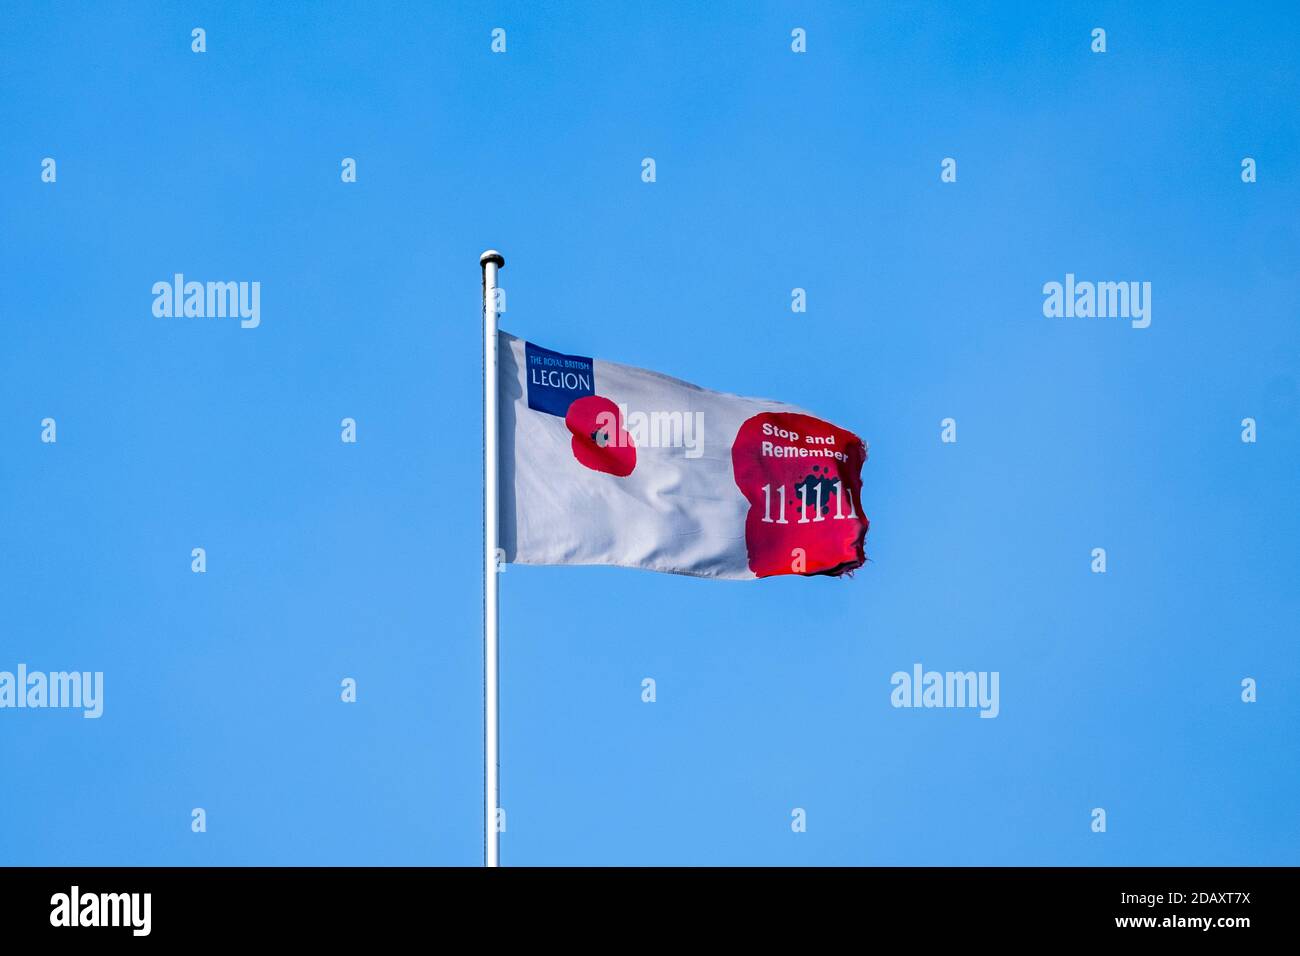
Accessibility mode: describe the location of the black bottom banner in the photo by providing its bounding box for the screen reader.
[0,866,1286,942]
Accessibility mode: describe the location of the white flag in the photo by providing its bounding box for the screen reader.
[497,331,869,580]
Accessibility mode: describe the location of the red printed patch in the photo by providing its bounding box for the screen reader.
[566,395,637,477]
[731,412,868,577]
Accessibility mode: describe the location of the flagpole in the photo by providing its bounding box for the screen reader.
[480,249,504,867]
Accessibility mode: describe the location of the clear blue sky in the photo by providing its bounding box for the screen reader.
[1,1,1296,866]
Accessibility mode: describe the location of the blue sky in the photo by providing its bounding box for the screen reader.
[1,1,1296,865]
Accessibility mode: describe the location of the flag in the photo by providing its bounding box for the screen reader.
[497,331,869,579]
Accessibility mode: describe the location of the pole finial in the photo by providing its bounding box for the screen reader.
[480,249,505,269]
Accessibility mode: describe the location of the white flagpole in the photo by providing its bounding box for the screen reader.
[480,249,504,867]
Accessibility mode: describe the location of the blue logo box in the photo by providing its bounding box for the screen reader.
[525,340,595,417]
